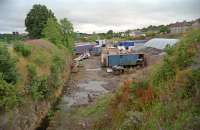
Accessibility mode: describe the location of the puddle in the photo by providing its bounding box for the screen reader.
[58,80,108,112]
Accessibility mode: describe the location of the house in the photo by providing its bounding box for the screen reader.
[120,32,126,37]
[129,31,146,37]
[169,21,191,34]
[192,19,200,29]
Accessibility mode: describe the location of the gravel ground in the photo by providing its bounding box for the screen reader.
[47,56,148,130]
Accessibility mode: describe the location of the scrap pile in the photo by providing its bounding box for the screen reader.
[72,41,106,72]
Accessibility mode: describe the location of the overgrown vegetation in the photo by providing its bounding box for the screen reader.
[26,63,48,101]
[25,44,68,101]
[49,53,65,88]
[0,45,18,84]
[14,42,32,57]
[88,30,200,130]
[0,45,19,111]
[0,6,72,129]
[43,17,74,52]
[0,39,70,110]
[0,74,18,111]
[23,4,73,101]
[42,18,63,46]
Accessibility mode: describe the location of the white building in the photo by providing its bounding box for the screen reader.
[129,31,146,37]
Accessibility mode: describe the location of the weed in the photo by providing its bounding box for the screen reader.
[0,73,18,111]
[0,45,18,84]
[49,54,65,88]
[14,42,32,57]
[26,63,50,101]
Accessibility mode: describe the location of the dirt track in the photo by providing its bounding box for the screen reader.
[47,56,147,130]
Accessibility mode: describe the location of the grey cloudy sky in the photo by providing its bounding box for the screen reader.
[0,0,200,33]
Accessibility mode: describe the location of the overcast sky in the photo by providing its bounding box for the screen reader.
[0,0,200,33]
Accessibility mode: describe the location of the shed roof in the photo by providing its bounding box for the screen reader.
[144,38,179,50]
[75,42,92,47]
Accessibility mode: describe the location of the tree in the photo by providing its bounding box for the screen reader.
[60,18,74,51]
[43,18,63,46]
[125,30,131,36]
[106,30,113,39]
[0,45,18,84]
[25,4,56,38]
[88,32,98,42]
[107,30,113,35]
[159,25,170,34]
[43,18,75,52]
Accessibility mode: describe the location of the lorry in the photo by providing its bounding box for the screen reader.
[105,53,146,74]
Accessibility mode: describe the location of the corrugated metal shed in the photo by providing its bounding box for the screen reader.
[144,38,179,50]
[75,44,94,54]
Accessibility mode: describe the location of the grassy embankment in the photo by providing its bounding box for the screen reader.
[72,30,200,130]
[0,39,71,112]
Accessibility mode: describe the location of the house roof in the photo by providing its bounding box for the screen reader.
[144,38,179,50]
[169,21,191,28]
[130,31,144,35]
[75,42,92,46]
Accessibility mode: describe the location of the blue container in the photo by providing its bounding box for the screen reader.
[116,40,147,47]
[107,54,139,67]
[118,41,134,47]
[75,44,94,54]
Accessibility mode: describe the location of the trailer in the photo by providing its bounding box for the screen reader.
[106,53,145,74]
[107,53,145,67]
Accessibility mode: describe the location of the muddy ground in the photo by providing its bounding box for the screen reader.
[47,56,148,130]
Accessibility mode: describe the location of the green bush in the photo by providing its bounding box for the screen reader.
[0,45,18,84]
[164,44,176,56]
[49,54,65,88]
[191,68,200,94]
[175,30,200,69]
[28,76,49,101]
[14,42,32,57]
[27,63,37,80]
[0,73,18,111]
[130,80,148,90]
[152,57,176,88]
[27,63,50,101]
